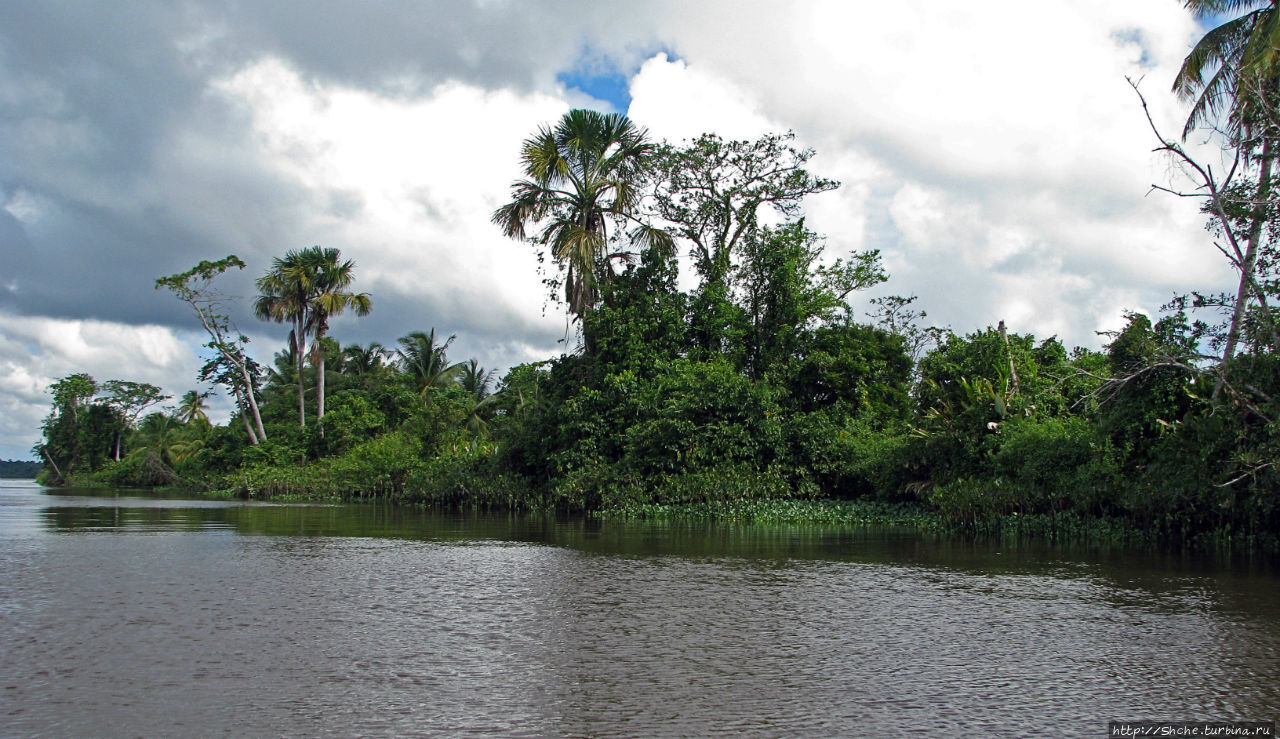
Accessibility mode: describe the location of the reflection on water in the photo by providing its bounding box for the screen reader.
[1,483,1278,737]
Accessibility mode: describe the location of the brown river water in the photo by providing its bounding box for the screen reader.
[1,480,1277,736]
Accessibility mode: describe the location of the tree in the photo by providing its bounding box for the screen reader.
[156,257,266,444]
[175,390,211,426]
[36,373,104,482]
[586,238,688,374]
[644,132,839,354]
[49,373,98,425]
[648,131,839,284]
[342,342,392,377]
[100,380,169,461]
[867,295,951,368]
[738,221,885,379]
[255,246,371,431]
[396,329,461,393]
[1173,1,1280,361]
[492,109,669,336]
[126,412,206,483]
[457,359,497,401]
[304,248,372,432]
[255,248,315,428]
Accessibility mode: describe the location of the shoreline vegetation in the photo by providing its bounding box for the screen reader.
[42,473,1278,555]
[29,16,1280,553]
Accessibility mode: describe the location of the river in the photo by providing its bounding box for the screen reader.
[1,479,1277,736]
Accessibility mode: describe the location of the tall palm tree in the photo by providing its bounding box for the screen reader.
[255,249,316,427]
[255,246,370,428]
[305,249,372,430]
[1174,1,1280,139]
[492,109,668,334]
[1174,0,1280,361]
[396,329,461,393]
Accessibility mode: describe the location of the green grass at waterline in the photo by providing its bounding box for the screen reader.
[598,498,941,528]
[596,498,1245,550]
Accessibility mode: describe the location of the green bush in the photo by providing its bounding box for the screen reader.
[988,416,1120,515]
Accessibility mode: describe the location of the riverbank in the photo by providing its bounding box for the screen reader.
[605,499,1280,553]
[159,475,1280,554]
[51,458,1280,554]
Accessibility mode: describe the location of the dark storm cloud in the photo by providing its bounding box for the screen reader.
[0,0,661,328]
[0,2,260,325]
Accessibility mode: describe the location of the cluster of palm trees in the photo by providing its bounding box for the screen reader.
[249,247,501,440]
[322,331,495,401]
[254,246,372,434]
[110,390,212,484]
[259,323,501,436]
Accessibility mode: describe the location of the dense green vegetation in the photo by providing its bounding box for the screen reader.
[31,9,1280,550]
[0,460,42,478]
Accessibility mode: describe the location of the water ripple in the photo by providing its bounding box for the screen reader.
[0,490,1277,736]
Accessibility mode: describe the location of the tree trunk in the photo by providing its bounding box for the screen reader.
[41,448,65,485]
[999,320,1020,400]
[245,371,267,442]
[232,386,259,446]
[240,407,259,445]
[314,335,326,438]
[295,320,307,428]
[1223,136,1273,363]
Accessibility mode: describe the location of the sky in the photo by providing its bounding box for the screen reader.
[0,0,1235,460]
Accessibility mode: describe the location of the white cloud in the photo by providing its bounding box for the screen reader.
[620,0,1231,347]
[212,57,569,365]
[0,311,215,459]
[627,54,775,143]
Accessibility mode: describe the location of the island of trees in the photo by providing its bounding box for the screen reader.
[0,460,42,478]
[32,5,1280,549]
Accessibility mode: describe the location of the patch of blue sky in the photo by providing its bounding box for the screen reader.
[556,45,682,114]
[1111,28,1155,69]
[557,67,632,112]
[1195,10,1232,32]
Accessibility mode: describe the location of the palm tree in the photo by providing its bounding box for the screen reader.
[455,358,500,438]
[492,109,668,335]
[305,249,372,430]
[125,412,205,484]
[1174,1,1280,139]
[1174,0,1280,361]
[396,329,461,393]
[255,246,370,428]
[457,359,496,401]
[342,342,392,377]
[175,390,211,425]
[255,249,316,427]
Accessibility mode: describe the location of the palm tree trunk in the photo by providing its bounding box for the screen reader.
[294,320,307,428]
[314,336,326,438]
[1223,136,1273,363]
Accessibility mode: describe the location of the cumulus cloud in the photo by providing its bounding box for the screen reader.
[209,56,570,359]
[627,0,1228,345]
[0,312,214,459]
